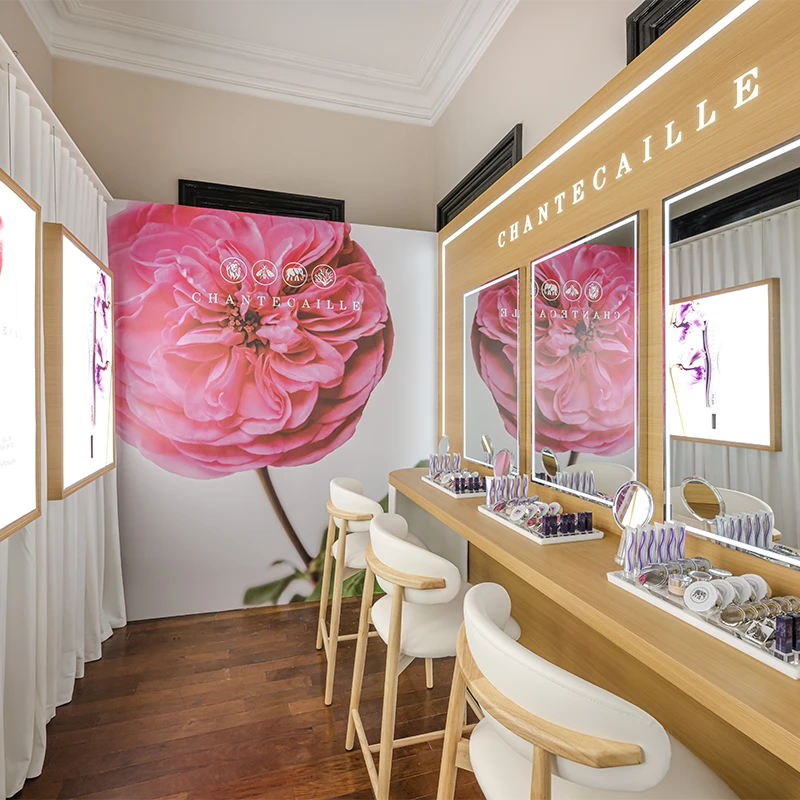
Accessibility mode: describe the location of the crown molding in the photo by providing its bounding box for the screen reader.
[22,0,519,125]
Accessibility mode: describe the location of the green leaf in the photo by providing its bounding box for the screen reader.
[414,459,429,469]
[341,570,366,597]
[243,568,305,606]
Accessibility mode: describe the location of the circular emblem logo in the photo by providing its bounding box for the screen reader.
[563,280,582,301]
[532,280,540,298]
[585,280,603,302]
[311,264,337,289]
[283,262,308,288]
[252,259,278,286]
[541,280,560,301]
[220,256,247,284]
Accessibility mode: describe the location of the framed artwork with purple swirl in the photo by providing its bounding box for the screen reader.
[531,215,639,505]
[43,224,116,500]
[463,271,519,467]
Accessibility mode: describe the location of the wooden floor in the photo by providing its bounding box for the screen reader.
[16,600,483,800]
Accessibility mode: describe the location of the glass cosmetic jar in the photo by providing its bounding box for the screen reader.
[668,574,693,596]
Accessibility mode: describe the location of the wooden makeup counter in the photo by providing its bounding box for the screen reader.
[390,468,800,800]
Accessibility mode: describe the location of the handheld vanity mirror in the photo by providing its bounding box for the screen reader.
[481,434,494,465]
[438,435,450,457]
[494,449,512,477]
[541,447,559,478]
[613,480,655,565]
[680,476,725,527]
[463,272,519,468]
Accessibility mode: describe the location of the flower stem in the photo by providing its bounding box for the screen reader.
[256,467,312,567]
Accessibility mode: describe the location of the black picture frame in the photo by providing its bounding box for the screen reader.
[178,179,345,222]
[436,124,522,232]
[671,167,800,242]
[626,0,702,63]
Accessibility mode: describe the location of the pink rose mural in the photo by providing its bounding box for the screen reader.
[108,202,394,602]
[470,275,518,438]
[108,202,393,479]
[533,242,636,458]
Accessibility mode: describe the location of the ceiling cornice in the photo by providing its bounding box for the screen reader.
[21,0,518,125]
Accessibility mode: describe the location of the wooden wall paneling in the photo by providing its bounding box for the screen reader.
[439,0,800,574]
[0,169,42,543]
[470,548,800,800]
[43,223,116,501]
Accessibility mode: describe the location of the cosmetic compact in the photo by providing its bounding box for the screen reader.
[708,568,733,580]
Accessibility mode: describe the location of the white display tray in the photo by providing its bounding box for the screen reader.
[607,571,800,679]
[478,505,604,546]
[421,475,485,500]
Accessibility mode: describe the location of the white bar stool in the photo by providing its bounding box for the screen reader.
[437,583,738,800]
[317,480,430,706]
[346,514,520,800]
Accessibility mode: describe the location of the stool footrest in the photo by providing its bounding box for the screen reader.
[351,709,379,797]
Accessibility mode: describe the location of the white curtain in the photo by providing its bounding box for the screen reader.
[0,71,126,798]
[670,200,800,549]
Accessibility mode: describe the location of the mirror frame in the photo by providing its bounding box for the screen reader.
[462,269,520,468]
[530,213,640,507]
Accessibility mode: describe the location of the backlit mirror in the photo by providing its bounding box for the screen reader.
[463,271,519,466]
[531,215,639,505]
[665,137,800,567]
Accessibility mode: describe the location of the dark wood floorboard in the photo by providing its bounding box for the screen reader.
[16,600,483,800]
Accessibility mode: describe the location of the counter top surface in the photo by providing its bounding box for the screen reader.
[390,468,800,772]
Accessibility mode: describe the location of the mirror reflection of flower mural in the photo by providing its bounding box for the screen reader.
[470,275,518,439]
[533,240,636,462]
[108,202,394,605]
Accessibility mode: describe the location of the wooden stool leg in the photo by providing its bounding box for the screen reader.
[436,658,467,800]
[346,565,375,751]
[377,586,404,800]
[531,746,552,800]
[324,518,348,706]
[425,657,434,689]
[316,514,336,650]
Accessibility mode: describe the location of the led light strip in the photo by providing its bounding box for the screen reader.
[441,0,761,433]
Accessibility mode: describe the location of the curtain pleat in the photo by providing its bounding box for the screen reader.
[670,202,800,548]
[0,70,127,798]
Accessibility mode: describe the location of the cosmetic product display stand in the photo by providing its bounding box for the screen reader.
[421,474,486,499]
[607,571,800,679]
[478,504,604,546]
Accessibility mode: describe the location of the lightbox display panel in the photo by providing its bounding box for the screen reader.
[44,224,115,499]
[667,278,780,450]
[0,171,41,540]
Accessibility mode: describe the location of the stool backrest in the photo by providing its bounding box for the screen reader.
[464,583,670,793]
[369,514,461,605]
[330,478,382,532]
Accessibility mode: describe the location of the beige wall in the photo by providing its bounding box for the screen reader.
[51,59,436,230]
[0,0,52,102]
[433,0,638,204]
[1,0,637,230]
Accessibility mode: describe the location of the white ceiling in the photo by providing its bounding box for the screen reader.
[21,0,519,124]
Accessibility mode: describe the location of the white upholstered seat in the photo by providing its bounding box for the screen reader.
[463,583,736,800]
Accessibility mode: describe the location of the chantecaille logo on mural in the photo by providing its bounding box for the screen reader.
[534,278,618,319]
[497,67,760,249]
[252,259,278,286]
[192,260,363,311]
[283,263,308,288]
[221,256,246,283]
